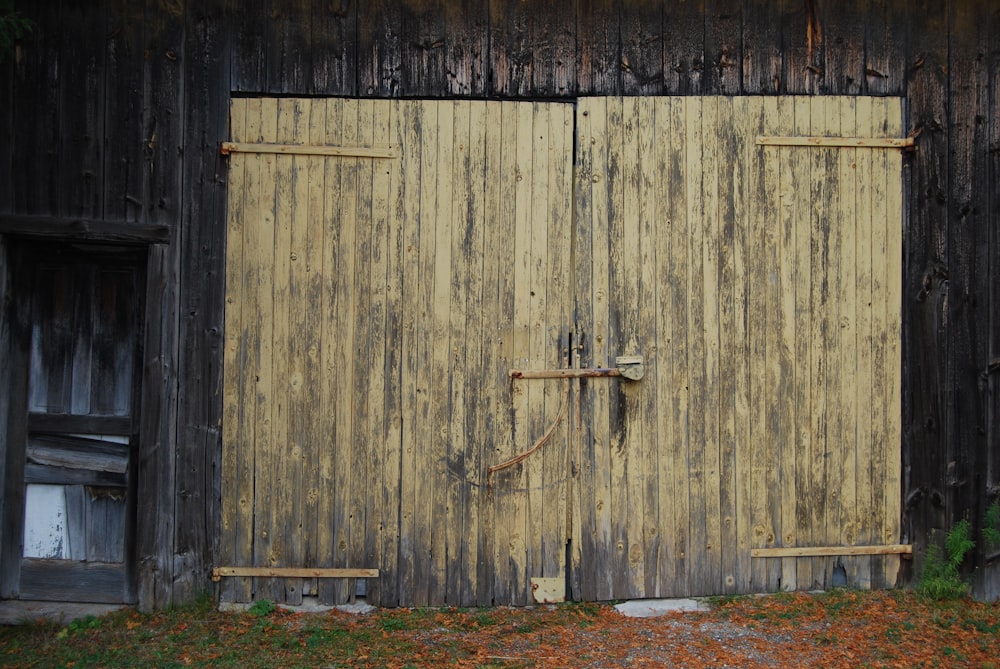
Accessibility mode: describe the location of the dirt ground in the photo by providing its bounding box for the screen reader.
[1,589,999,668]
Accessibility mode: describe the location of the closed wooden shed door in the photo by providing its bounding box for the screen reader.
[221,96,904,606]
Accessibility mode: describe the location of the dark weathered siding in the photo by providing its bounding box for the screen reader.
[0,0,998,606]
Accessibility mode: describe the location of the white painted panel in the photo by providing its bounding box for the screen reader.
[23,484,68,559]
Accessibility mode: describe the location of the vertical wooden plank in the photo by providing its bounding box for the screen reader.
[378,99,405,606]
[778,1,823,94]
[715,97,739,594]
[103,0,145,221]
[334,99,360,604]
[576,0,620,96]
[572,97,596,601]
[309,0,358,95]
[808,95,833,586]
[489,0,574,97]
[667,96,691,597]
[58,1,106,217]
[508,101,534,605]
[315,98,340,605]
[487,101,518,606]
[853,96,876,590]
[745,95,768,592]
[399,3,447,96]
[836,96,861,588]
[397,99,423,605]
[684,96,710,595]
[741,2,783,93]
[761,96,783,592]
[731,96,752,594]
[526,101,548,592]
[901,0,949,565]
[266,0,311,93]
[540,103,572,585]
[10,2,60,214]
[302,99,328,593]
[264,97,294,602]
[700,96,723,594]
[588,96,613,600]
[615,96,644,597]
[636,97,661,596]
[250,97,279,602]
[621,3,665,96]
[482,99,513,606]
[223,98,260,603]
[862,0,906,96]
[457,99,488,606]
[605,96,629,597]
[349,98,378,603]
[947,0,990,573]
[774,96,798,592]
[284,97,313,604]
[821,97,846,589]
[882,97,904,588]
[175,0,230,600]
[426,100,453,604]
[791,96,814,591]
[229,0,268,92]
[0,238,9,592]
[704,0,742,94]
[651,97,674,598]
[445,0,489,96]
[868,97,891,589]
[662,0,706,94]
[823,0,866,94]
[357,0,402,97]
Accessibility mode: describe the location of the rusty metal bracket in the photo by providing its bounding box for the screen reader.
[510,355,644,381]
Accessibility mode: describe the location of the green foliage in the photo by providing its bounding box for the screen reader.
[984,501,1000,551]
[0,0,32,62]
[247,598,276,617]
[56,614,103,639]
[918,519,974,600]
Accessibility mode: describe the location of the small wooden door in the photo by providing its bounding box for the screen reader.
[1,243,143,604]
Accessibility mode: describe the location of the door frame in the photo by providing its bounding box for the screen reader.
[0,239,146,603]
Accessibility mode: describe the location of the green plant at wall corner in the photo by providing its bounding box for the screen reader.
[917,519,975,600]
[983,501,1000,551]
[0,0,32,63]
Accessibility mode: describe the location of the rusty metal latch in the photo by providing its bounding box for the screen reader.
[509,355,644,381]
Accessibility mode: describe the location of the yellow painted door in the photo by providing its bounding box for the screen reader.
[221,99,574,607]
[573,96,904,600]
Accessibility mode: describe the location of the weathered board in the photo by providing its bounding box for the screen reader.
[222,98,574,606]
[574,96,904,598]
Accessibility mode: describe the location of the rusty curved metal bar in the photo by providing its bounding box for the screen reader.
[489,377,571,474]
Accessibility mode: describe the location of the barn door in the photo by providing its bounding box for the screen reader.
[1,243,142,604]
[221,99,574,607]
[573,96,904,600]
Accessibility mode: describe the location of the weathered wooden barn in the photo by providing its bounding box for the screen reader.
[0,0,997,611]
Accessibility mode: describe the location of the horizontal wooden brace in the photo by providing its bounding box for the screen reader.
[211,567,379,582]
[756,136,915,149]
[220,141,398,158]
[757,135,916,148]
[510,368,623,380]
[751,544,913,558]
[0,215,170,245]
